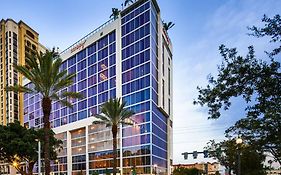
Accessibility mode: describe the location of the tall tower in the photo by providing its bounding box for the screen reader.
[0,19,45,125]
[23,0,173,174]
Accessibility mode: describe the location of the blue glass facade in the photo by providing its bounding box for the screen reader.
[121,0,168,174]
[23,0,171,174]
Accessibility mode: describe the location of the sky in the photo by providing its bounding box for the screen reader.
[1,0,281,166]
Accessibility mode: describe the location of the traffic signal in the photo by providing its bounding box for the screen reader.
[193,151,198,159]
[203,150,208,158]
[182,152,188,160]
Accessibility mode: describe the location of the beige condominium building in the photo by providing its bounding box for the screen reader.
[0,19,45,126]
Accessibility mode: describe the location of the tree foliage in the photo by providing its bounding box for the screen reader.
[205,139,266,175]
[0,121,62,175]
[173,167,202,175]
[110,8,120,20]
[248,14,281,56]
[194,14,281,164]
[163,21,175,31]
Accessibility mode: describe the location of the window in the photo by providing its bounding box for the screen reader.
[88,86,97,96]
[88,54,97,65]
[88,96,97,107]
[77,50,86,61]
[78,60,86,71]
[88,64,97,76]
[78,80,87,91]
[88,44,96,55]
[78,100,87,110]
[78,70,86,81]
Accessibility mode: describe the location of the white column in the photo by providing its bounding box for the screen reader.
[86,126,89,175]
[119,123,123,175]
[115,16,123,175]
[67,131,72,175]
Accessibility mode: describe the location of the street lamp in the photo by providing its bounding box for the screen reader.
[55,159,60,175]
[236,137,243,175]
[35,139,41,175]
[12,162,18,168]
[153,164,157,175]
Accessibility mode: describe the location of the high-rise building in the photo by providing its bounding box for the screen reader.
[23,0,173,174]
[0,19,45,126]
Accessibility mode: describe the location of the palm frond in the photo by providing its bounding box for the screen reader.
[57,99,72,108]
[97,98,134,127]
[94,114,111,123]
[93,120,107,125]
[120,109,135,123]
[121,121,134,126]
[5,85,35,94]
[61,91,83,99]
[52,73,76,93]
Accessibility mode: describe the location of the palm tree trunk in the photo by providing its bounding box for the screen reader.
[112,125,118,175]
[42,97,52,175]
[28,161,35,175]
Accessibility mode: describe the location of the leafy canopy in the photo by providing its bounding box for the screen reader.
[205,139,266,175]
[0,121,62,175]
[194,14,281,164]
[173,167,202,175]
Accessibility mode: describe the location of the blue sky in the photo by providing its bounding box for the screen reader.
[1,0,281,165]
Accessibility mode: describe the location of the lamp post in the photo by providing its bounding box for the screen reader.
[153,164,157,175]
[55,159,60,175]
[236,137,243,175]
[35,139,41,175]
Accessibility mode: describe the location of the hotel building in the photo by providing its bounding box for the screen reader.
[23,0,173,174]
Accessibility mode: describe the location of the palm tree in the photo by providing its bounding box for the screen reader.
[110,8,120,20]
[163,21,175,31]
[124,0,134,7]
[93,98,134,175]
[6,49,82,175]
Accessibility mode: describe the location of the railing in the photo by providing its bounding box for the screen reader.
[60,18,116,55]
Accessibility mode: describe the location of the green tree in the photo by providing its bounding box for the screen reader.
[6,49,82,175]
[91,170,99,175]
[194,14,281,164]
[205,139,266,175]
[163,21,175,31]
[0,121,62,175]
[173,167,202,175]
[110,8,120,20]
[93,98,134,175]
[215,171,221,175]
